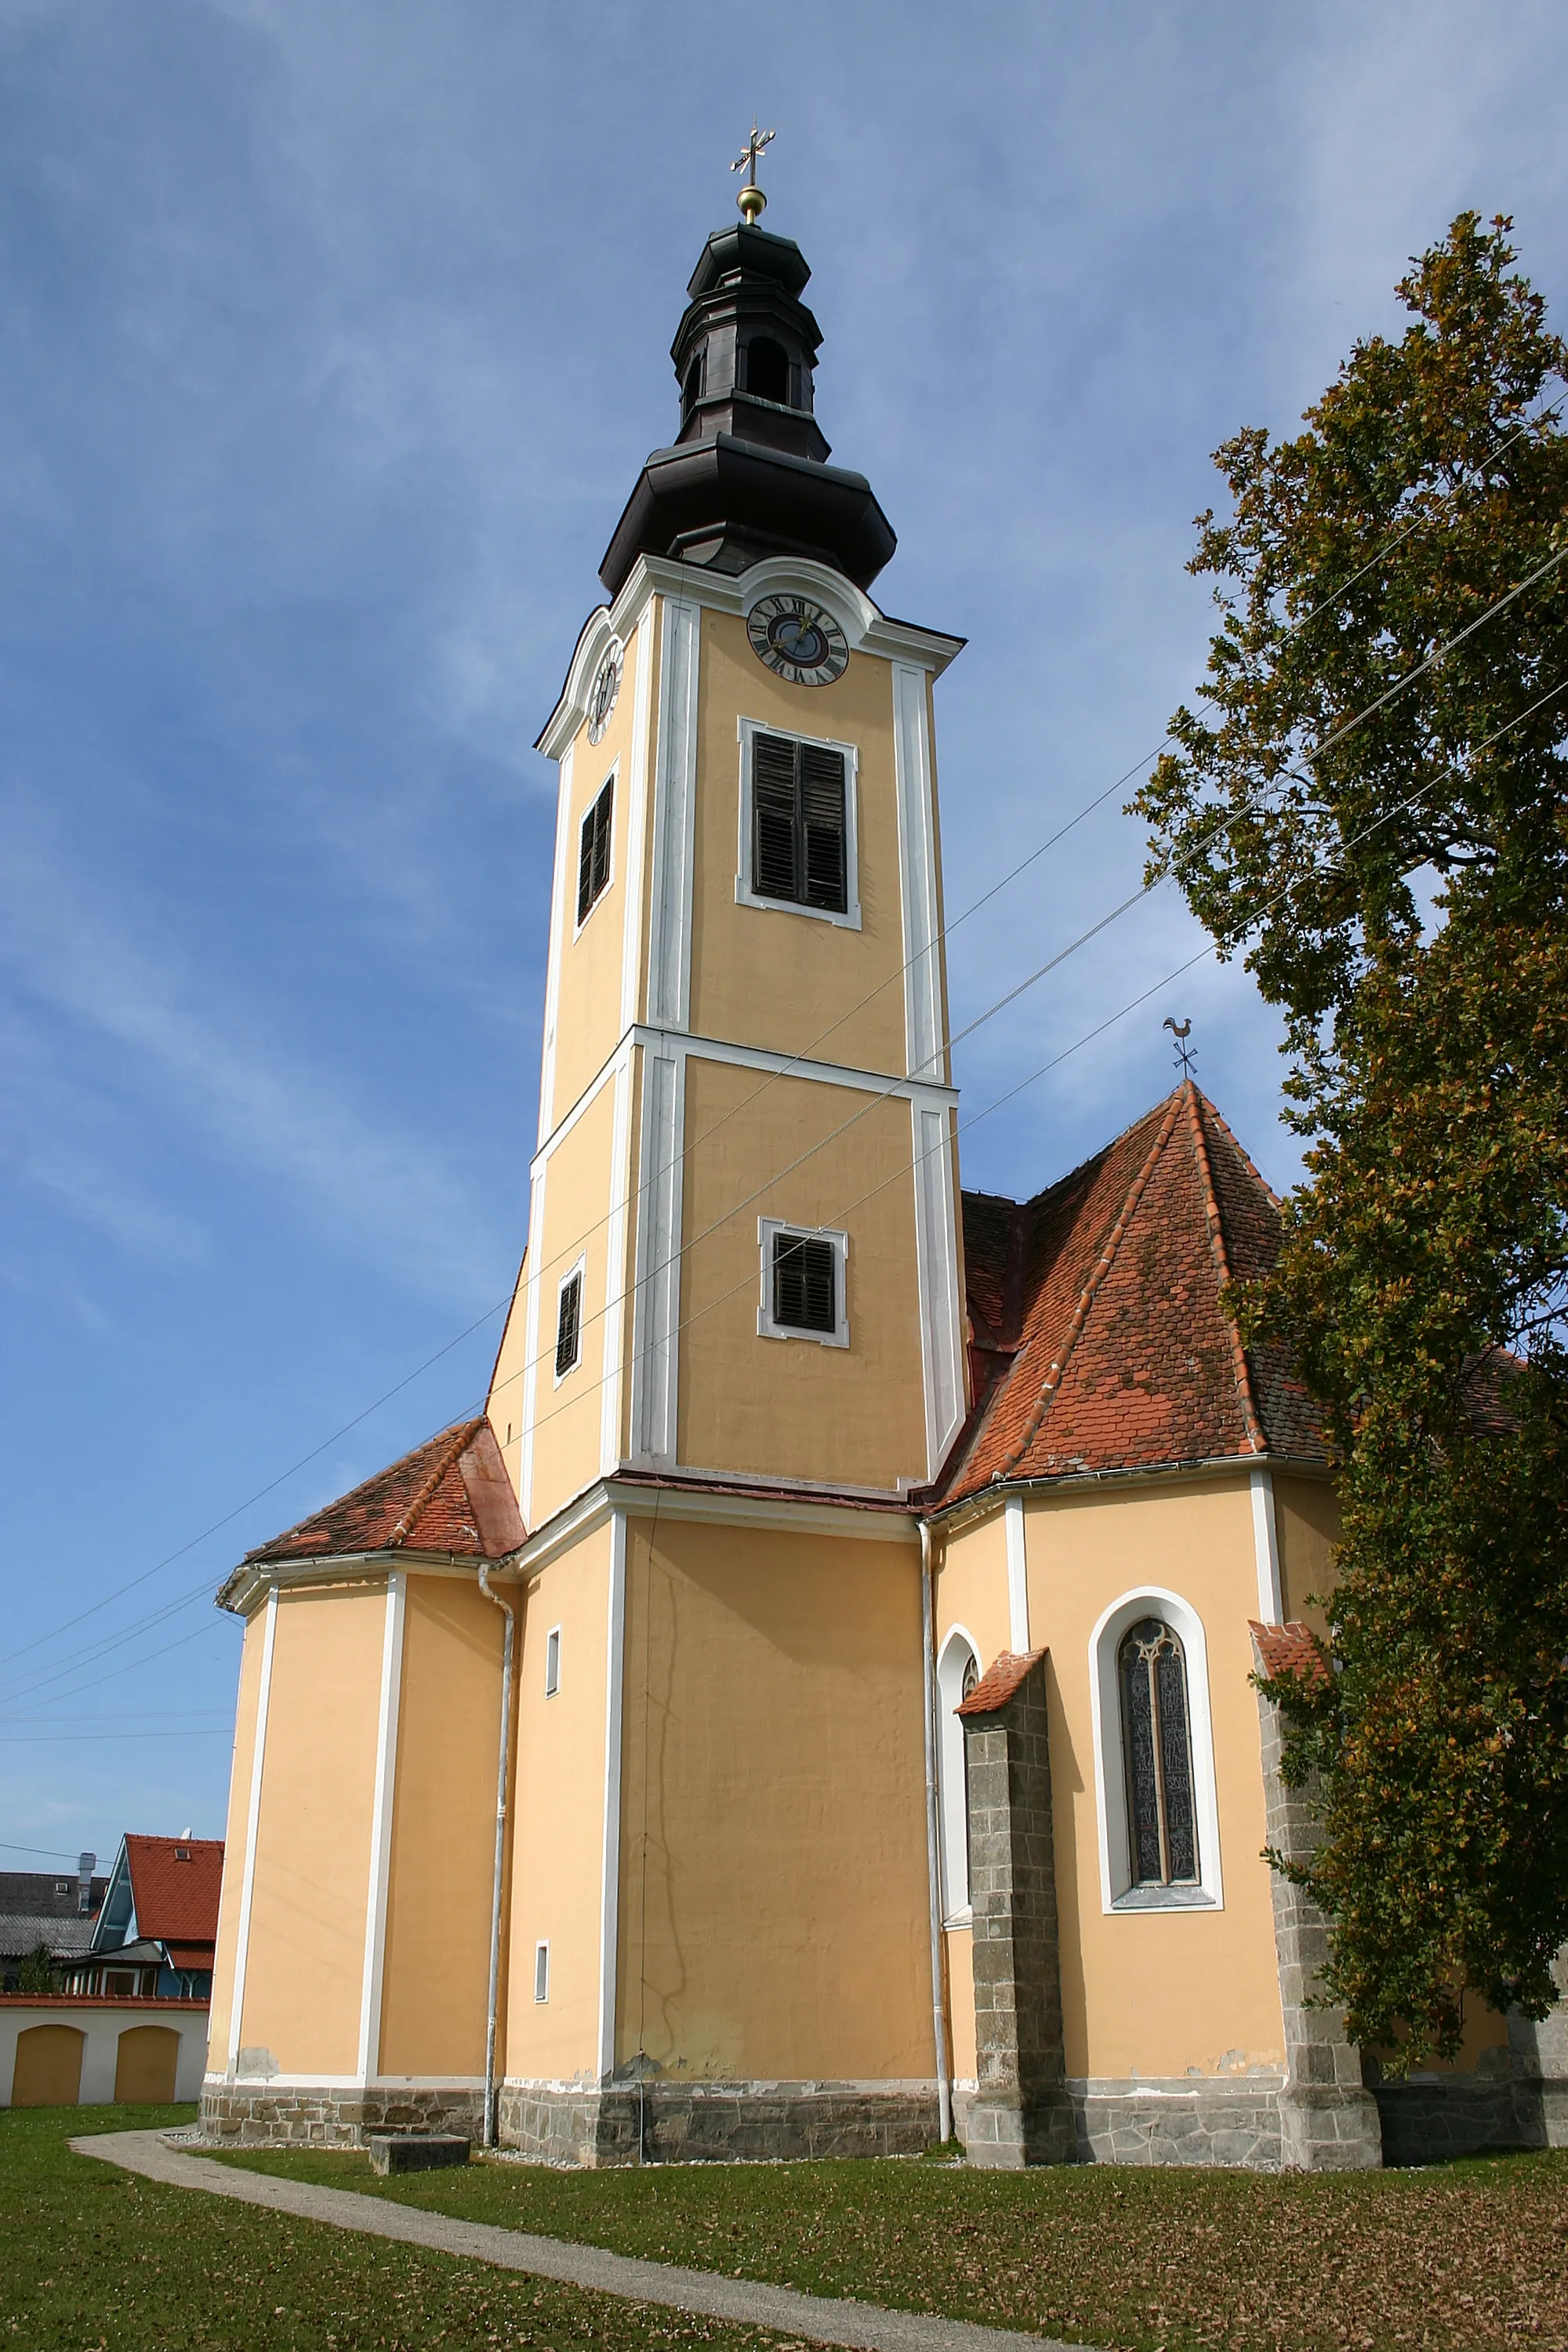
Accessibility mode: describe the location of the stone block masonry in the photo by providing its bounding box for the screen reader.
[957,1649,1075,2167]
[499,2079,940,2167]
[368,2132,470,2174]
[199,2083,483,2147]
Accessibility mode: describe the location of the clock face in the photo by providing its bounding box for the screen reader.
[746,594,849,686]
[586,641,623,743]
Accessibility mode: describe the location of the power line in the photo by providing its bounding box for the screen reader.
[9,451,1561,1697]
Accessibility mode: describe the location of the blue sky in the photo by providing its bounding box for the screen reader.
[3,0,1565,1867]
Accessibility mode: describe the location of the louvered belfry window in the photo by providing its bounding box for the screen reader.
[1119,1618,1199,1886]
[750,731,847,913]
[771,1231,837,1335]
[577,778,613,924]
[555,1270,583,1379]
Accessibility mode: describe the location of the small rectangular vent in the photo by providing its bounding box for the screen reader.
[772,1232,837,1334]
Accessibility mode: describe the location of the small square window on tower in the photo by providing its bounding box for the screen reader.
[735,722,860,929]
[544,1624,561,1698]
[534,1940,550,2002]
[554,1263,584,1381]
[757,1218,850,1348]
[575,776,614,928]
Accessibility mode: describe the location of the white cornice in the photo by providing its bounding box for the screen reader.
[216,1548,523,1620]
[517,1473,916,1573]
[535,554,964,757]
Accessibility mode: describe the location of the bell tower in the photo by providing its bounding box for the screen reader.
[488,194,967,1526]
[481,176,970,2157]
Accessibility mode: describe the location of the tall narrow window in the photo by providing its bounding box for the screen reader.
[555,1269,583,1379]
[745,336,791,405]
[544,1625,561,1698]
[576,778,613,925]
[1118,1618,1198,1887]
[936,1632,980,1920]
[772,1232,837,1334]
[534,1941,550,2002]
[750,732,846,914]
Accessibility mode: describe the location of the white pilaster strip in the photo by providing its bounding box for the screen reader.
[1004,1493,1030,1651]
[911,1102,965,1476]
[600,1049,633,1473]
[356,1569,406,2082]
[537,744,575,1150]
[1250,1465,1283,1623]
[596,1509,627,2082]
[619,615,656,1036]
[227,1585,278,2075]
[891,662,942,1081]
[518,1164,547,1526]
[647,597,700,1031]
[629,1052,684,1463]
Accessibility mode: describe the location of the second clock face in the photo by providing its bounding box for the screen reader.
[587,641,623,743]
[746,594,849,686]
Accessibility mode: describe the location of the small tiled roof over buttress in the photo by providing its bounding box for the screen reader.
[939,1082,1326,1503]
[241,1417,524,1570]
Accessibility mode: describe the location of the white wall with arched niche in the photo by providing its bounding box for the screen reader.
[1088,1586,1224,1915]
[936,1625,980,1925]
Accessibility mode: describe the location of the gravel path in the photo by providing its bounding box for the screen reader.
[73,2129,1074,2352]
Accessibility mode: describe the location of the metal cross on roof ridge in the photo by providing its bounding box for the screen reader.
[731,121,775,224]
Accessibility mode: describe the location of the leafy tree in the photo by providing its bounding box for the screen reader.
[17,1940,56,1995]
[1135,213,1568,2062]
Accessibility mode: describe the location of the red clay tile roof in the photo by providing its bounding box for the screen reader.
[939,1083,1327,1503]
[124,1835,223,1947]
[956,1647,1047,1716]
[243,1418,525,1569]
[1250,1620,1330,1688]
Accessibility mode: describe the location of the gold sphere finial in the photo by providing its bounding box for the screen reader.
[731,121,775,227]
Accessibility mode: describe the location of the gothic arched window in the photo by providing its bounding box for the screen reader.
[1117,1617,1199,1887]
[936,1631,980,1921]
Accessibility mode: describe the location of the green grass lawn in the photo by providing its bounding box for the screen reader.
[212,2134,1568,2352]
[0,2105,786,2352]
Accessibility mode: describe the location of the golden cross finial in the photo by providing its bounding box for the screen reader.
[731,121,775,225]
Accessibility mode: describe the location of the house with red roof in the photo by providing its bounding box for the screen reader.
[201,198,1555,2176]
[61,1835,223,2001]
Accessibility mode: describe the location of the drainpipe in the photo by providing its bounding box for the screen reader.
[477,1562,517,2151]
[920,1519,954,2146]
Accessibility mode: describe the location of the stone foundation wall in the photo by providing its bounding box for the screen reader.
[1070,2075,1287,2169]
[198,2082,482,2147]
[499,2079,941,2167]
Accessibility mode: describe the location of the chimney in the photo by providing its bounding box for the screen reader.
[77,1851,96,1916]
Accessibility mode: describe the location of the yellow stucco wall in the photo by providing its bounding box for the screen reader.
[208,1599,266,2067]
[238,1581,386,2074]
[934,1506,1011,1672]
[486,1258,529,1507]
[688,615,911,1078]
[677,1058,927,1488]
[941,1475,1287,2082]
[549,615,649,1134]
[526,1080,620,1528]
[615,1514,933,2083]
[1272,1472,1339,1635]
[379,1575,509,2079]
[504,1519,613,2083]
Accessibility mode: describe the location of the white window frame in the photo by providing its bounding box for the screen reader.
[572,762,619,941]
[553,1256,586,1386]
[757,1216,850,1348]
[734,717,862,931]
[533,1940,550,2002]
[544,1624,561,1699]
[1088,1585,1224,1914]
[937,1625,980,1926]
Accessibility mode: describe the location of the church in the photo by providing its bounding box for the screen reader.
[200,169,1559,2172]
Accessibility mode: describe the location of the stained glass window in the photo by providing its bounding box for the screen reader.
[1118,1617,1199,1887]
